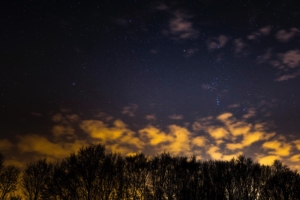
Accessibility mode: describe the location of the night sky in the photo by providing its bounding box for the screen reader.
[1,0,300,169]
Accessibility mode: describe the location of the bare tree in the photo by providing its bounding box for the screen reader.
[50,144,107,200]
[0,153,20,200]
[123,153,150,200]
[21,159,53,200]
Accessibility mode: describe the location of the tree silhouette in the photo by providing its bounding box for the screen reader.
[3,145,300,199]
[21,159,53,200]
[124,153,150,200]
[0,153,20,200]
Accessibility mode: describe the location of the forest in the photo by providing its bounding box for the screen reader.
[1,144,300,200]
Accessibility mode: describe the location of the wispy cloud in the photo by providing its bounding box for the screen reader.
[275,28,299,42]
[233,38,246,55]
[162,10,199,40]
[271,49,300,81]
[145,114,156,121]
[262,140,291,156]
[168,114,183,120]
[0,139,13,151]
[247,25,272,40]
[206,35,229,51]
[122,104,138,117]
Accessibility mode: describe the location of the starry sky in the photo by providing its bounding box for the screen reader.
[1,0,300,169]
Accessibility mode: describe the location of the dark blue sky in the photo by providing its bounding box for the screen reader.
[1,0,300,169]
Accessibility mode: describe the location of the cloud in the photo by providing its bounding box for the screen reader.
[51,111,80,124]
[145,114,156,121]
[242,108,256,119]
[257,155,281,165]
[192,136,206,147]
[247,25,272,40]
[271,50,300,81]
[0,139,13,151]
[6,107,300,171]
[139,124,196,156]
[290,155,300,162]
[207,146,223,160]
[163,10,199,40]
[233,38,246,54]
[257,49,272,64]
[167,125,192,155]
[52,125,75,138]
[207,127,229,140]
[81,119,144,154]
[275,71,300,81]
[262,140,291,156]
[139,125,172,146]
[207,145,240,161]
[192,111,276,157]
[168,114,183,120]
[17,134,85,159]
[293,140,300,150]
[206,35,229,51]
[259,26,272,35]
[122,104,138,117]
[276,28,299,42]
[226,131,266,150]
[280,50,300,69]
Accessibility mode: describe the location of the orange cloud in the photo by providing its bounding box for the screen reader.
[192,136,206,147]
[257,155,281,165]
[207,127,229,139]
[207,145,240,161]
[17,134,85,159]
[139,125,171,146]
[81,119,144,153]
[52,125,75,138]
[293,140,300,150]
[0,139,13,151]
[290,155,300,162]
[262,140,291,156]
[167,125,192,155]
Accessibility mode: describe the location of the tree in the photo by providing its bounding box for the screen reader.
[0,153,20,200]
[123,153,150,200]
[21,159,53,200]
[50,144,107,200]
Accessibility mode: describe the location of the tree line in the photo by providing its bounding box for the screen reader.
[1,144,300,200]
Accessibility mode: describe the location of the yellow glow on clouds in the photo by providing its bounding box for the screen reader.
[4,110,300,170]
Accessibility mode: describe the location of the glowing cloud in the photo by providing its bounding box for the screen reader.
[257,155,281,165]
[0,139,13,151]
[262,140,291,156]
[17,134,84,159]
